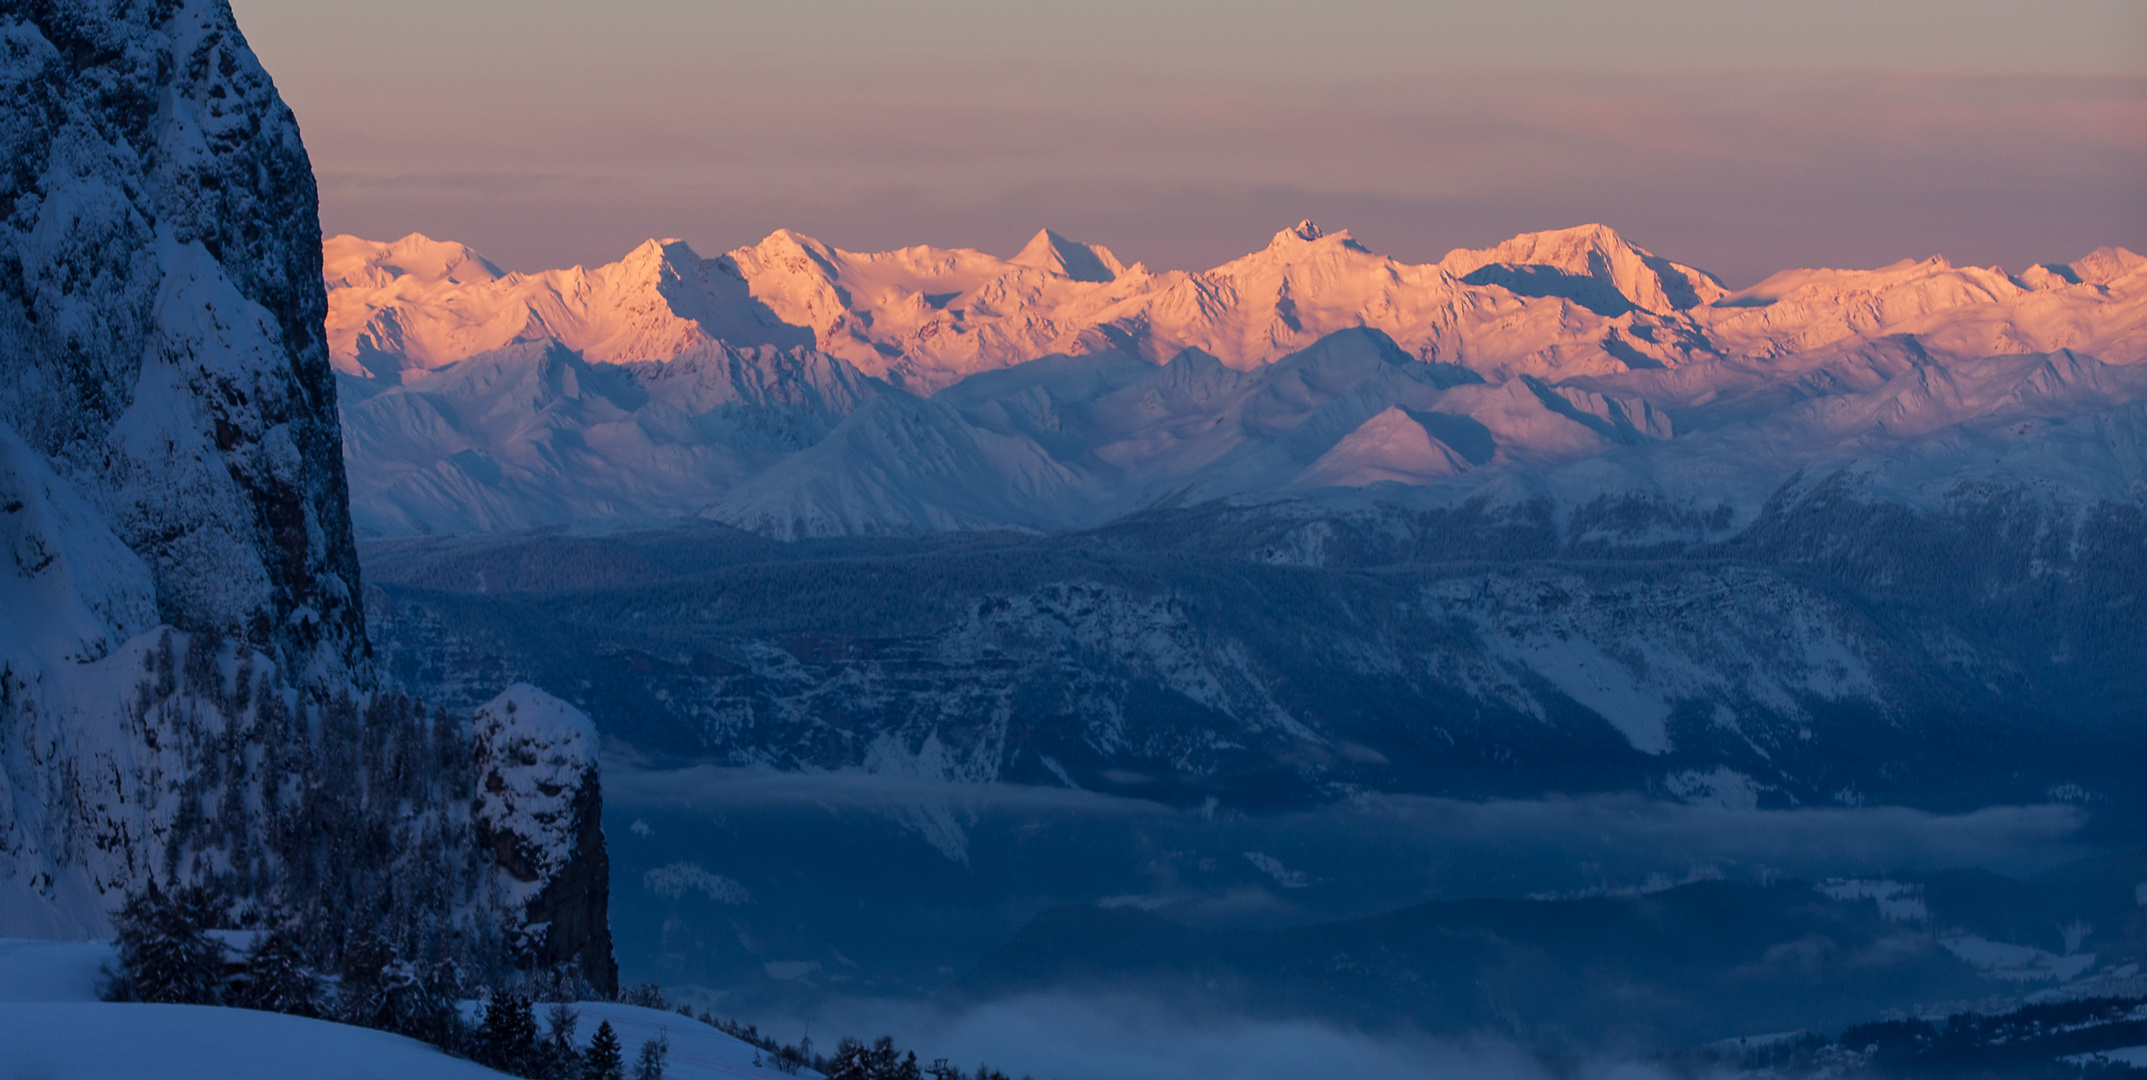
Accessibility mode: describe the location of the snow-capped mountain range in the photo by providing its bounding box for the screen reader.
[330,223,2146,539]
[342,222,2147,816]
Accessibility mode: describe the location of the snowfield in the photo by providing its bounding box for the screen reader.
[0,938,810,1080]
[0,938,511,1079]
[0,1002,518,1080]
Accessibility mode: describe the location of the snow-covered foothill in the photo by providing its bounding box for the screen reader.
[340,340,880,535]
[1938,935,2101,984]
[0,940,799,1080]
[0,938,114,1003]
[1815,880,1929,923]
[0,938,517,1078]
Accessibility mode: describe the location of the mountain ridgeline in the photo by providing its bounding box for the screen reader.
[341,222,2146,822]
[0,0,613,991]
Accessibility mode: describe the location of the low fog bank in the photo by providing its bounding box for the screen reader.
[606,762,2147,1070]
[605,761,2101,920]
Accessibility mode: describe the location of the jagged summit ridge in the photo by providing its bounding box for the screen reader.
[1437,223,1729,315]
[329,223,2146,398]
[332,221,2147,540]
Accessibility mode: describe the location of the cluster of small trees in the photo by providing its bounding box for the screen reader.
[141,631,511,982]
[108,881,461,1030]
[821,1038,1025,1080]
[824,1036,920,1080]
[687,1003,1029,1080]
[469,995,667,1080]
[104,881,665,1079]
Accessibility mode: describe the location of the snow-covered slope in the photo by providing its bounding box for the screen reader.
[341,340,878,534]
[0,938,806,1080]
[329,222,2146,540]
[0,1002,519,1080]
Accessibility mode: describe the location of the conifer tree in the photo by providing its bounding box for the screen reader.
[868,1037,908,1080]
[337,932,394,1030]
[379,959,433,1038]
[407,960,469,1054]
[478,991,540,1075]
[826,1038,870,1080]
[632,1032,669,1080]
[543,1003,583,1079]
[111,882,225,1005]
[584,1020,625,1080]
[236,927,319,1016]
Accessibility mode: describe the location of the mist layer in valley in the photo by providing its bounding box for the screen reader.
[595,760,2142,1073]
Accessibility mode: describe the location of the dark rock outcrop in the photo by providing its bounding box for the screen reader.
[472,684,619,994]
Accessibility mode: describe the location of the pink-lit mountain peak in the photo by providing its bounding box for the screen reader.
[1011,228,1126,283]
[1437,223,1729,314]
[325,224,2147,393]
[323,232,503,290]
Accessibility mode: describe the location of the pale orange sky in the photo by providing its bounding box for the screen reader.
[234,0,2146,286]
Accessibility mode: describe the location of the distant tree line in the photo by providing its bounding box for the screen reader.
[690,1003,1031,1080]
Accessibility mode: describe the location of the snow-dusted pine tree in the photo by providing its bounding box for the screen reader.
[110,883,224,1005]
[827,1038,870,1080]
[584,1020,625,1080]
[236,927,319,1016]
[478,991,540,1074]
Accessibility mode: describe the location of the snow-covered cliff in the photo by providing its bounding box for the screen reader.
[471,684,616,990]
[0,0,612,989]
[2,0,362,684]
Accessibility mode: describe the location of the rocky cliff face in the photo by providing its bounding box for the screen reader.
[471,685,618,994]
[2,0,361,684]
[0,0,612,982]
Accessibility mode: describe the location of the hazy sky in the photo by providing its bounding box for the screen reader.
[233,0,2146,285]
